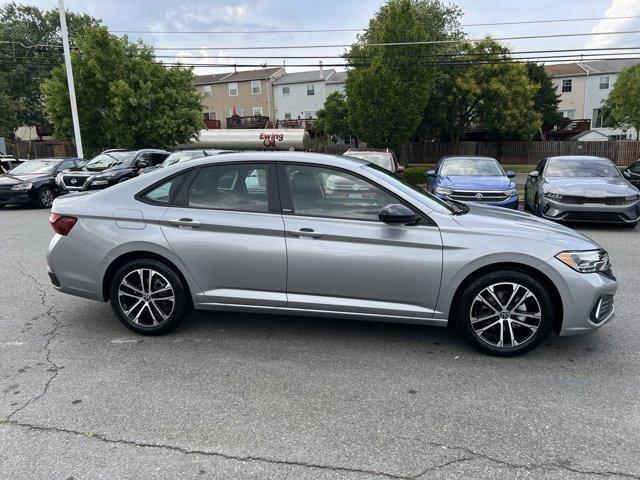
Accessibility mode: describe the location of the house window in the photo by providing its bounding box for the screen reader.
[284,113,292,120]
[203,85,212,97]
[282,86,290,97]
[252,107,263,116]
[251,80,261,94]
[203,111,216,120]
[227,108,244,117]
[561,79,572,93]
[306,84,315,96]
[592,109,609,128]
[228,82,238,96]
[599,76,610,90]
[560,110,575,120]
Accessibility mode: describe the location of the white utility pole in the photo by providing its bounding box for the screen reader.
[58,0,83,158]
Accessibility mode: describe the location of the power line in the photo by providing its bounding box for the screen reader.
[110,15,640,34]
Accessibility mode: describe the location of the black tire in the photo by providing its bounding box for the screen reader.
[35,186,55,208]
[533,194,542,217]
[109,258,189,335]
[453,270,554,357]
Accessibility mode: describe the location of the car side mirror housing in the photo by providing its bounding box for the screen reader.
[528,171,539,178]
[506,170,516,178]
[378,204,418,225]
[395,165,406,174]
[137,160,150,169]
[623,170,631,179]
[427,170,436,176]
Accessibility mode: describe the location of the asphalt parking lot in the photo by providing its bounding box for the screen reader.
[1,206,639,480]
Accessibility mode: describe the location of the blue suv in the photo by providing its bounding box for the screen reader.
[428,156,518,209]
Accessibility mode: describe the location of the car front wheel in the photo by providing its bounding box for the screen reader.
[109,259,189,335]
[36,186,55,208]
[454,270,554,356]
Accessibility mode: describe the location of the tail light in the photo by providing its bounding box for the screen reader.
[49,213,77,236]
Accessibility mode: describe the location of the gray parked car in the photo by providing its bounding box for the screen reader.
[47,152,617,356]
[524,155,640,227]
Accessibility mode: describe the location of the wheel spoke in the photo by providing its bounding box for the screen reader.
[510,289,533,313]
[486,286,505,310]
[146,302,158,325]
[503,284,521,312]
[121,280,144,295]
[476,319,501,335]
[138,269,146,294]
[150,300,169,320]
[119,290,143,300]
[150,285,172,295]
[475,295,499,314]
[471,313,499,324]
[510,318,539,332]
[507,320,519,347]
[125,298,144,317]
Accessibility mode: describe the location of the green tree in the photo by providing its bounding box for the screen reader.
[345,0,462,149]
[42,26,203,155]
[315,92,351,140]
[417,39,541,148]
[603,64,640,140]
[525,62,561,132]
[0,2,99,136]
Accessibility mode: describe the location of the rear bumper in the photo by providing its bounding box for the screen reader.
[539,198,640,224]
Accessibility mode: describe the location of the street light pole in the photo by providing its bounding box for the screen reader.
[57,0,83,158]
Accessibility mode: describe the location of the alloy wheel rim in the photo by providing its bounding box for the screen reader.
[118,268,175,326]
[41,189,53,207]
[469,282,542,348]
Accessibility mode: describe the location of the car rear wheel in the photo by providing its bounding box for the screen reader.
[109,259,189,335]
[36,186,54,208]
[454,270,554,356]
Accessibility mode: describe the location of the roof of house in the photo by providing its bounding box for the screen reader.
[544,63,587,77]
[193,67,284,86]
[580,59,640,74]
[569,130,610,141]
[274,69,336,85]
[326,70,347,84]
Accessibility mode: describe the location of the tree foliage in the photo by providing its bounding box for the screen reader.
[344,0,462,149]
[314,92,351,140]
[42,26,203,155]
[603,64,640,140]
[525,62,561,132]
[417,39,541,146]
[0,2,99,136]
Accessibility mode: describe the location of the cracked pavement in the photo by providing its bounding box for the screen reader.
[1,207,639,479]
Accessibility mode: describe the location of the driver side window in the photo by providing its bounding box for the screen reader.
[284,164,398,221]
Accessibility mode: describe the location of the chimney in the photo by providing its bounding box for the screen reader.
[319,60,324,79]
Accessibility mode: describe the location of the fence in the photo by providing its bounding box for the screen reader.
[397,141,640,166]
[6,141,77,159]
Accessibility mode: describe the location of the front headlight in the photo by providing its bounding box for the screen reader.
[11,182,32,191]
[556,249,612,275]
[435,186,454,196]
[503,188,518,196]
[544,192,564,201]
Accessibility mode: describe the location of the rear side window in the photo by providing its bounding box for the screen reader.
[139,172,188,206]
[188,163,269,212]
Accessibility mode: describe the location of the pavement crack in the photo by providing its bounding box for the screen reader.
[8,265,63,420]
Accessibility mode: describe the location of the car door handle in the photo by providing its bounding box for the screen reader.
[287,228,323,238]
[168,218,201,229]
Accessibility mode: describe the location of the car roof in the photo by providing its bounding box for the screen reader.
[547,155,612,161]
[166,151,370,169]
[439,155,498,161]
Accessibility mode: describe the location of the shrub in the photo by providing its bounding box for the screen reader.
[402,167,428,186]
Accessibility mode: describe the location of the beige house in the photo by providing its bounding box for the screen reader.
[544,63,587,120]
[193,67,285,128]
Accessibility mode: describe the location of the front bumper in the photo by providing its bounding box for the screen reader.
[537,260,618,336]
[539,197,640,224]
[0,189,35,206]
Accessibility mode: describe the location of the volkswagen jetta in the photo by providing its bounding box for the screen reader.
[46,152,617,356]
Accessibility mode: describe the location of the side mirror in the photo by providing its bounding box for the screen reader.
[506,170,516,178]
[137,160,150,169]
[395,165,406,174]
[378,203,418,225]
[427,170,436,176]
[623,170,631,179]
[528,171,539,178]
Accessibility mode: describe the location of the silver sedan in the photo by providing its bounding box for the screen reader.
[47,152,617,356]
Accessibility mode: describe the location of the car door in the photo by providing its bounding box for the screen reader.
[159,162,287,307]
[278,163,442,319]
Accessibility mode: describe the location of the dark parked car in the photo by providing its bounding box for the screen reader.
[524,155,640,227]
[0,157,85,208]
[139,149,231,174]
[57,149,170,192]
[623,160,640,189]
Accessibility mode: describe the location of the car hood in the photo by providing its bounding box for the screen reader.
[452,203,600,252]
[543,177,638,196]
[439,176,513,190]
[0,173,51,185]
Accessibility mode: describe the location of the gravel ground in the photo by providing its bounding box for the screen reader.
[1,206,639,480]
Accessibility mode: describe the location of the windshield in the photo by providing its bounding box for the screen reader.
[9,160,58,175]
[439,157,504,177]
[346,153,393,171]
[363,164,456,214]
[85,152,136,169]
[546,158,620,178]
[163,151,205,167]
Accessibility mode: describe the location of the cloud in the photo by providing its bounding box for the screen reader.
[586,0,640,48]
